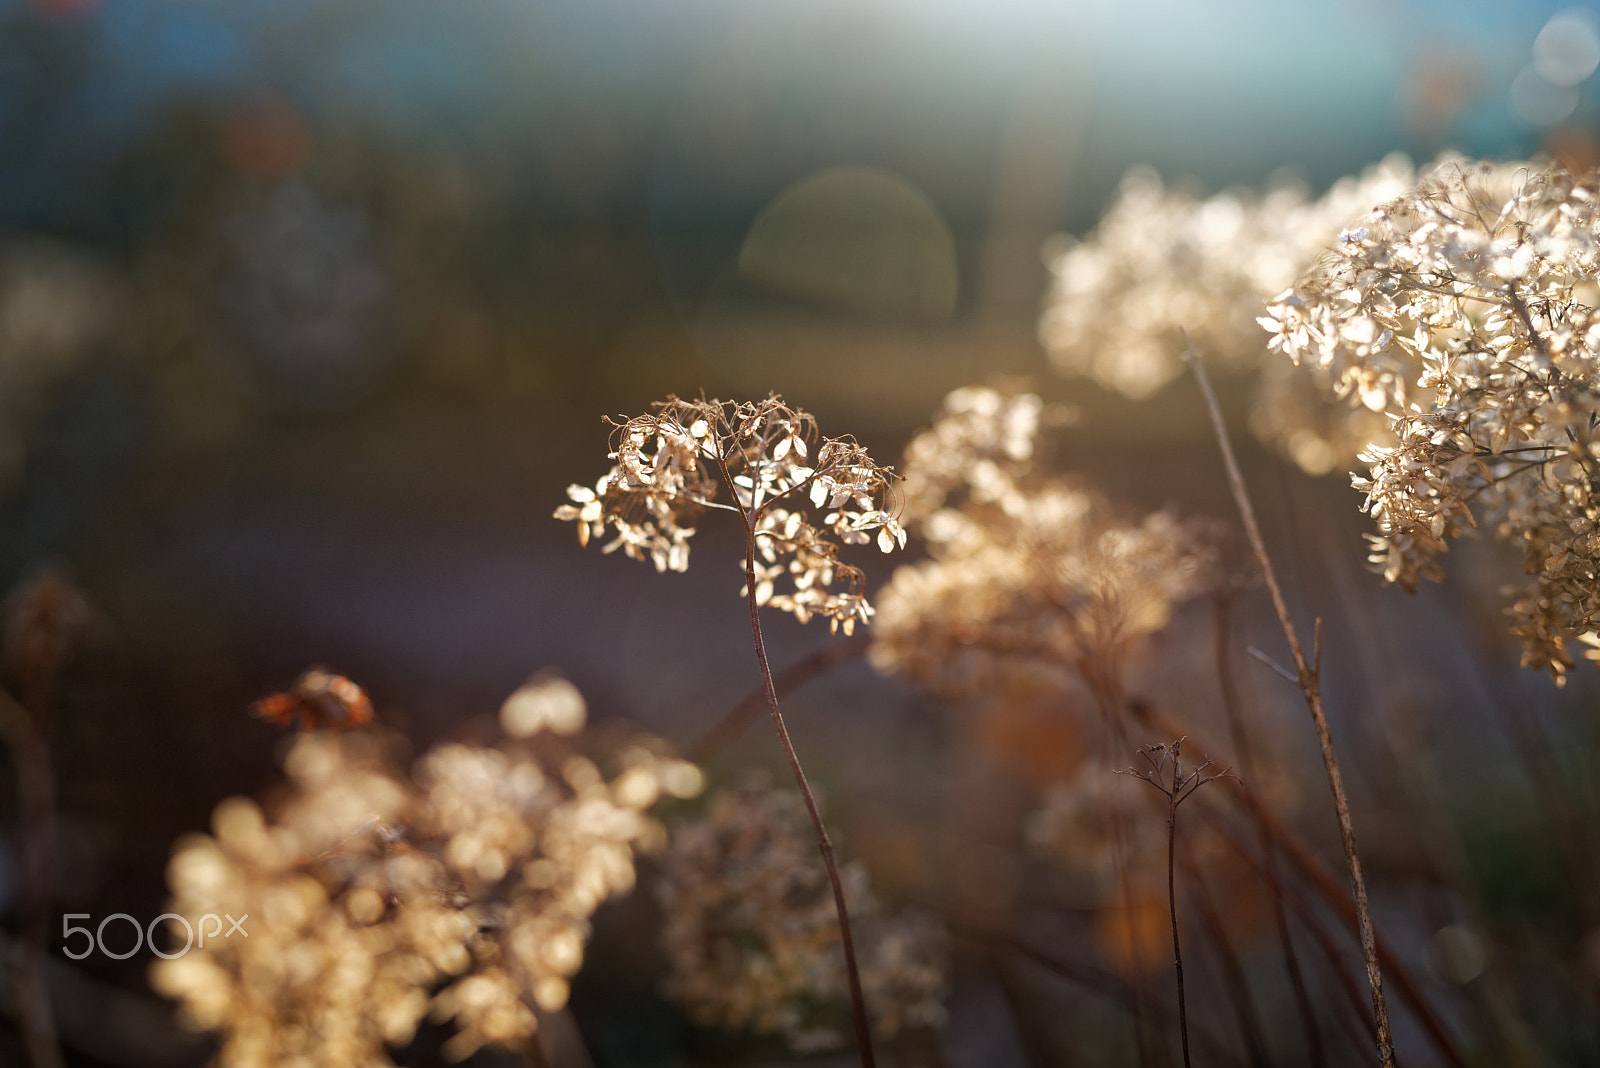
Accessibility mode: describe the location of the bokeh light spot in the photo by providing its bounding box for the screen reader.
[1510,65,1579,127]
[1533,8,1600,86]
[738,166,958,321]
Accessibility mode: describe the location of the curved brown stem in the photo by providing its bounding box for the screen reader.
[1130,699,1471,1068]
[1215,593,1327,1068]
[954,921,1249,1068]
[1166,795,1191,1068]
[1189,352,1394,1067]
[688,634,868,762]
[713,448,876,1068]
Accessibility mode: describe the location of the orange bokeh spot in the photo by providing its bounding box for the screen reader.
[1547,126,1600,175]
[972,684,1084,786]
[1094,890,1169,977]
[221,95,313,183]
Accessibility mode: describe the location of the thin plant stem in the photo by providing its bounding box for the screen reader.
[1131,688,1471,1068]
[1215,592,1326,1068]
[1188,351,1395,1067]
[952,920,1248,1067]
[1166,790,1191,1068]
[688,634,868,761]
[1204,807,1385,1068]
[1203,789,1470,1068]
[1288,881,1385,1061]
[713,448,876,1068]
[1124,740,1230,1068]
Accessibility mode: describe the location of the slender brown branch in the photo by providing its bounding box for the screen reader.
[1167,792,1190,1068]
[688,634,868,761]
[1287,880,1385,1060]
[1215,593,1326,1068]
[1188,351,1395,1067]
[956,922,1248,1068]
[1196,789,1470,1068]
[1131,678,1471,1068]
[1123,739,1231,1068]
[712,448,876,1068]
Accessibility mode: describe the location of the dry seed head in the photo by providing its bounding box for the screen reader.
[555,394,905,633]
[152,676,701,1065]
[872,386,1225,697]
[1040,154,1431,473]
[1264,159,1600,681]
[655,773,949,1052]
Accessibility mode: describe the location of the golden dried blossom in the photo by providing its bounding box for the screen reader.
[555,394,905,633]
[871,387,1224,699]
[1039,156,1420,472]
[1262,160,1600,680]
[151,675,702,1065]
[655,773,948,1052]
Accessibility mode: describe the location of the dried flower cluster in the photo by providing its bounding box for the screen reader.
[870,387,1223,699]
[1261,161,1600,680]
[655,774,948,1052]
[556,394,904,633]
[151,675,702,1066]
[1039,156,1421,473]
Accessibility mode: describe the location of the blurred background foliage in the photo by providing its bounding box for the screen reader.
[2,0,1600,1064]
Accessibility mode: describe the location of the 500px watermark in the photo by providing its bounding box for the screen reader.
[61,912,248,960]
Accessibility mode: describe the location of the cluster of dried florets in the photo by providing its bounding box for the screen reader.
[556,394,904,633]
[1261,161,1600,680]
[655,773,948,1053]
[1039,156,1421,473]
[870,387,1224,700]
[151,676,702,1066]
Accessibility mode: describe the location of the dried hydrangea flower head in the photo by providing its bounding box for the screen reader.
[1261,160,1600,680]
[556,394,905,633]
[1039,156,1422,473]
[151,674,702,1065]
[655,773,948,1053]
[872,387,1223,701]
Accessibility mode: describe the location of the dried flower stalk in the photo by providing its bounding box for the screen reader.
[1261,160,1600,681]
[1212,593,1325,1068]
[656,774,948,1052]
[1119,738,1232,1068]
[1189,352,1395,1068]
[557,394,906,1067]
